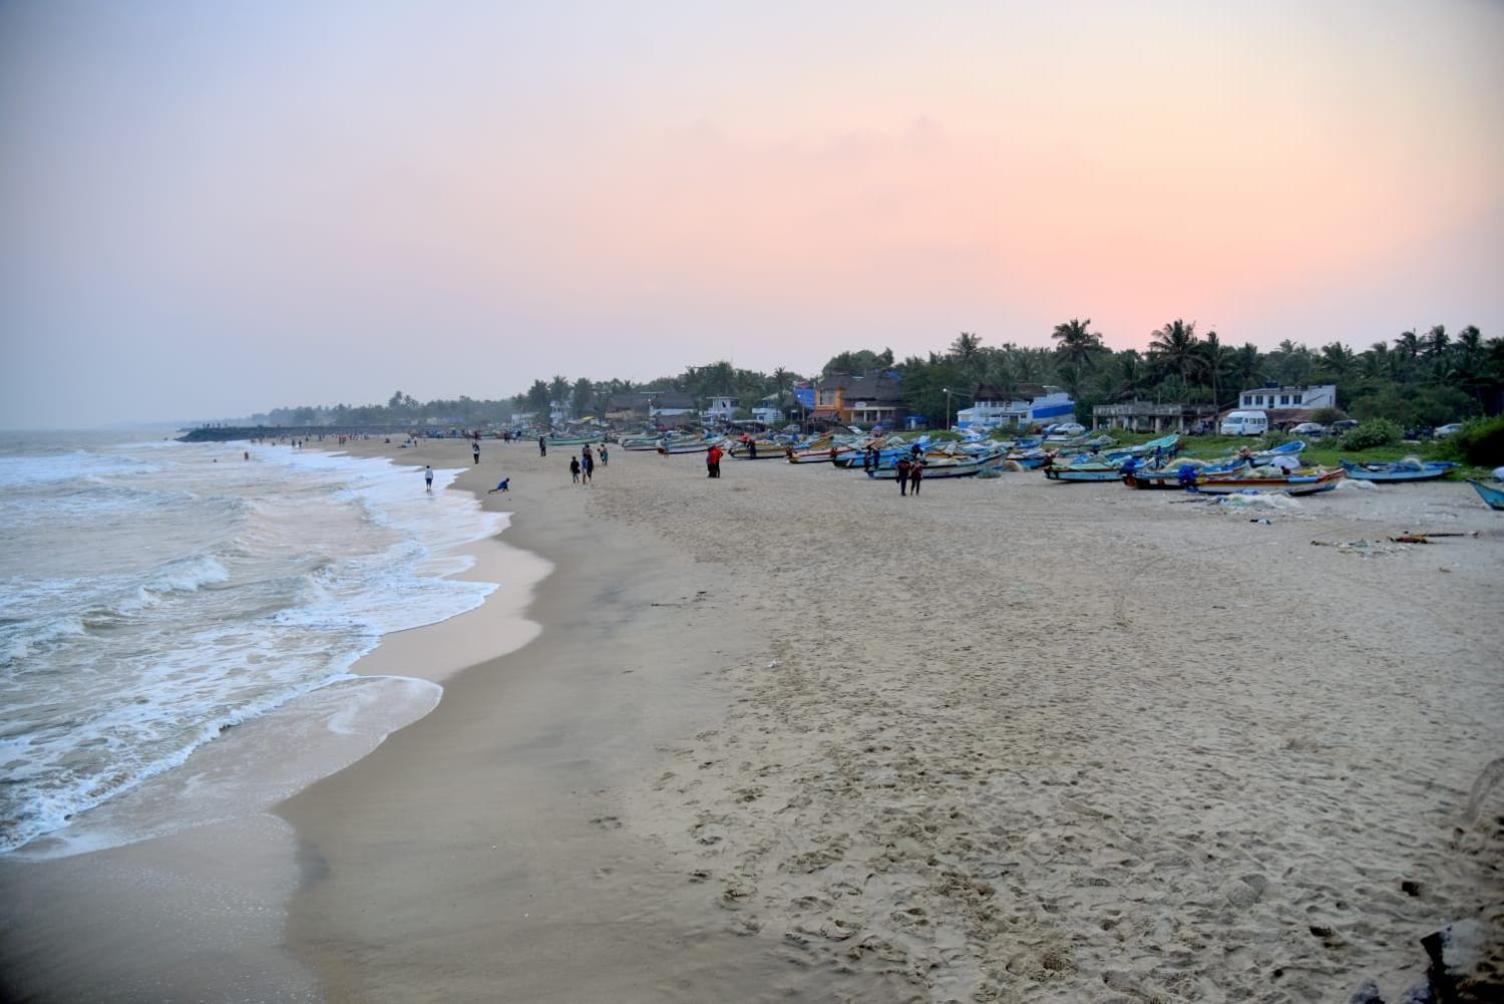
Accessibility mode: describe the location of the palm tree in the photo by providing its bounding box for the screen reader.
[1362,341,1393,381]
[1317,342,1356,382]
[1234,343,1263,392]
[1050,318,1105,400]
[1393,329,1421,382]
[1148,319,1203,393]
[950,332,982,366]
[1423,324,1450,360]
[1051,318,1104,367]
[1198,330,1235,408]
[1111,350,1146,402]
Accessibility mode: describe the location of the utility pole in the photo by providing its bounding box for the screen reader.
[944,387,952,431]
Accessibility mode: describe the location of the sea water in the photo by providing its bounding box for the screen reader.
[0,431,502,853]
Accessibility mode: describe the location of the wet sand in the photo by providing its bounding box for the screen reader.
[4,438,1501,1001]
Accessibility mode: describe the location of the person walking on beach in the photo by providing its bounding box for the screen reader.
[569,457,580,483]
[896,456,911,496]
[706,444,722,478]
[909,459,924,496]
[598,444,608,467]
[472,441,481,465]
[538,435,547,457]
[424,465,434,492]
[582,451,594,485]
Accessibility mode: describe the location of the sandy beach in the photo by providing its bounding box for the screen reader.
[4,437,1501,1001]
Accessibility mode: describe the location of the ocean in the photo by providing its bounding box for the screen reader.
[0,431,504,853]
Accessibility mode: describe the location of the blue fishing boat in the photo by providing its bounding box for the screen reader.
[1467,480,1504,510]
[1195,439,1305,475]
[1339,459,1457,482]
[866,454,1002,480]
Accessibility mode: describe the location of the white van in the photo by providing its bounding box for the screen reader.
[1219,410,1268,436]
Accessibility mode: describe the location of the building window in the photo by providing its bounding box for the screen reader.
[1280,395,1289,405]
[1293,395,1302,405]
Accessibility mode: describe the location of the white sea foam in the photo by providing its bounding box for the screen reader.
[0,435,506,853]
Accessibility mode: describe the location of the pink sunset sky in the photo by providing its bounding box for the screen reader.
[1,1,1501,425]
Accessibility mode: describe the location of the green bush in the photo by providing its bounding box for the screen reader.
[1341,419,1402,451]
[1435,415,1504,467]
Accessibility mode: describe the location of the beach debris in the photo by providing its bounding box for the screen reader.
[1421,918,1492,1002]
[1352,917,1500,1003]
[1309,538,1412,557]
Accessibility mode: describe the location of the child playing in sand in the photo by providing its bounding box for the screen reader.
[487,478,510,493]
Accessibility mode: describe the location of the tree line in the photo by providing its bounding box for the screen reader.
[248,321,1501,430]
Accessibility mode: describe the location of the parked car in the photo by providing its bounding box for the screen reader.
[1434,422,1464,437]
[1219,410,1268,436]
[1289,422,1327,438]
[1330,419,1360,434]
[1048,422,1087,436]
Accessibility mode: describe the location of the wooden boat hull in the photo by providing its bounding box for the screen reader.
[656,442,709,454]
[1044,467,1123,482]
[1123,471,1195,490]
[1192,469,1345,496]
[1340,460,1456,482]
[1467,480,1504,510]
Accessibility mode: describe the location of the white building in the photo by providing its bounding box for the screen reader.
[1237,384,1336,411]
[702,395,739,421]
[751,406,783,425]
[955,384,1075,431]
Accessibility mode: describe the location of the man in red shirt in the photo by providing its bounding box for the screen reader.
[706,445,722,478]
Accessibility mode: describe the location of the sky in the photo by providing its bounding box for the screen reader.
[1,1,1501,427]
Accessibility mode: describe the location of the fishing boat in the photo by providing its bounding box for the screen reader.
[1190,467,1345,496]
[656,439,710,455]
[547,434,606,446]
[727,439,789,459]
[1339,459,1457,482]
[1043,463,1124,482]
[865,454,1003,480]
[621,434,668,450]
[1194,440,1305,475]
[1467,480,1504,510]
[1006,449,1052,470]
[1122,465,1202,490]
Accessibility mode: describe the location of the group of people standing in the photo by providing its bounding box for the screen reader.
[569,443,606,484]
[895,454,924,496]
